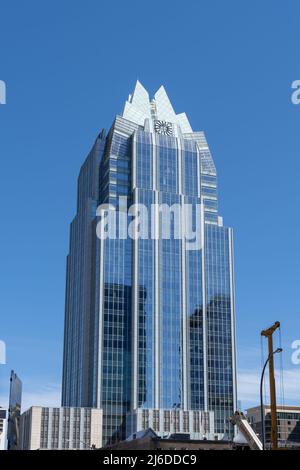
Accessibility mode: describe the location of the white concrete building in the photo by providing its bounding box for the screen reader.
[126,409,218,441]
[0,409,7,450]
[19,407,102,450]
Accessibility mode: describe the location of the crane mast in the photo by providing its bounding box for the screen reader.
[261,321,280,450]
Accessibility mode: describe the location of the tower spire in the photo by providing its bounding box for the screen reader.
[122,81,192,132]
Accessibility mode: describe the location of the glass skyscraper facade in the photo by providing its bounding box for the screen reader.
[62,81,237,445]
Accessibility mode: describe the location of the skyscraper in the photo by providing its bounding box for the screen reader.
[62,81,237,445]
[7,370,22,450]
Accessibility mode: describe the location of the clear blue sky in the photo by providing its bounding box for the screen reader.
[0,0,299,410]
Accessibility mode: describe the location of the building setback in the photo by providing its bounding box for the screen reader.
[62,81,237,445]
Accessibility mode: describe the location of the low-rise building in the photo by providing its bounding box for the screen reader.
[246,405,300,447]
[19,407,103,450]
[125,409,219,441]
[107,428,237,451]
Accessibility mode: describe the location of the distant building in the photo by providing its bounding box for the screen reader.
[7,370,22,450]
[0,340,6,364]
[107,428,236,451]
[246,405,300,447]
[0,409,7,450]
[18,407,103,450]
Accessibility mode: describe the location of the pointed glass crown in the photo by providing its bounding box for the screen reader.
[122,80,193,133]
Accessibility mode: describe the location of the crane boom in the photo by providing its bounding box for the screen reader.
[230,411,263,450]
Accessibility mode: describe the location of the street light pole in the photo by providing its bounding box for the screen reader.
[260,347,282,450]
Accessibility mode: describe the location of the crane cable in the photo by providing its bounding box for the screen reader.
[260,335,268,413]
[278,326,286,446]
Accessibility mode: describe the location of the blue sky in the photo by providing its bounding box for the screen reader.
[0,0,300,411]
